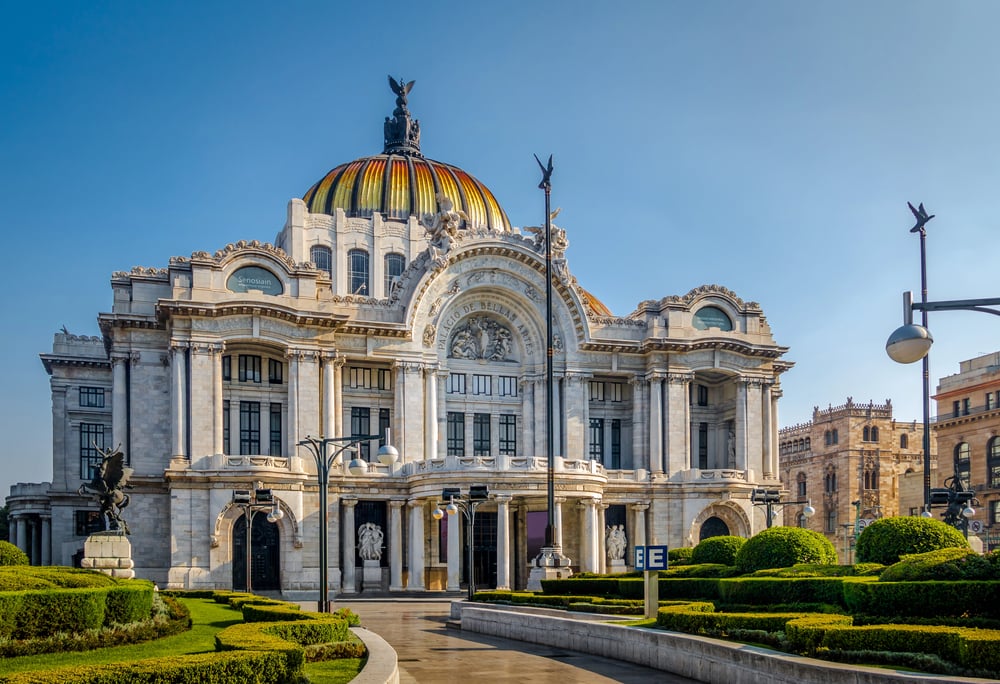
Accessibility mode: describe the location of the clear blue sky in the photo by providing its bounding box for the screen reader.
[3,2,1000,496]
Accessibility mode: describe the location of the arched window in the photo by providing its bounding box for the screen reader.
[824,468,838,493]
[805,437,811,450]
[310,245,332,277]
[989,437,1000,489]
[796,471,807,497]
[832,429,839,444]
[955,442,971,488]
[900,433,908,449]
[871,426,879,442]
[824,430,831,446]
[384,252,405,296]
[825,509,837,533]
[348,249,370,295]
[864,461,879,490]
[863,426,871,442]
[796,512,807,528]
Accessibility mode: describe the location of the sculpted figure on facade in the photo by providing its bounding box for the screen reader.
[448,317,516,362]
[606,524,627,561]
[358,522,384,561]
[77,444,133,535]
[422,193,467,261]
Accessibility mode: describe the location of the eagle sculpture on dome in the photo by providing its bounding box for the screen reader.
[388,76,415,107]
[77,444,133,535]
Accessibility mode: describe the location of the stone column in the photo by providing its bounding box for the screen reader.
[564,374,587,459]
[770,388,781,477]
[322,354,338,438]
[333,358,344,439]
[424,367,437,462]
[111,354,128,450]
[630,375,644,471]
[597,503,607,574]
[580,376,591,459]
[406,499,425,590]
[552,377,562,456]
[665,374,691,475]
[761,382,773,479]
[744,379,763,474]
[15,518,26,558]
[436,369,448,459]
[735,379,748,471]
[393,363,406,462]
[495,495,512,590]
[520,378,534,458]
[630,503,649,568]
[388,500,404,591]
[341,499,357,594]
[553,496,566,549]
[447,509,461,590]
[40,517,51,566]
[533,379,545,457]
[212,347,224,455]
[170,343,188,459]
[648,374,664,473]
[286,350,300,456]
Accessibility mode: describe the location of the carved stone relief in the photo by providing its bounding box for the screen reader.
[448,317,517,362]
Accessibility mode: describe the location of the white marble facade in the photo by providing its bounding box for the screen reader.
[9,87,792,595]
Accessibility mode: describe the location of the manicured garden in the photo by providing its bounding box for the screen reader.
[0,542,366,683]
[475,518,1000,680]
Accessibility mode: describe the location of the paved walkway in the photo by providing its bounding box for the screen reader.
[334,599,698,684]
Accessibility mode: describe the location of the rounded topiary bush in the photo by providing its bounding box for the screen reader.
[0,541,28,566]
[879,547,978,582]
[691,535,746,566]
[854,516,968,565]
[668,547,694,565]
[734,527,838,573]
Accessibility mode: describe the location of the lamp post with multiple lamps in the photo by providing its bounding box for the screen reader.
[885,202,1000,511]
[296,431,399,613]
[231,483,284,593]
[432,486,489,600]
[750,488,815,529]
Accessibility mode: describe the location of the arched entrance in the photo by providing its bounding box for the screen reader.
[699,516,730,541]
[232,513,280,591]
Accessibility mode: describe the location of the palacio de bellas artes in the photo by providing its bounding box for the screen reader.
[8,78,792,599]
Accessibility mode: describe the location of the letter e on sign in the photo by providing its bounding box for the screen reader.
[634,546,646,570]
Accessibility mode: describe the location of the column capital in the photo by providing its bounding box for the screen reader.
[578,496,601,509]
[321,351,344,366]
[564,371,590,383]
[388,499,406,509]
[169,341,190,354]
[190,341,224,356]
[629,502,650,512]
[493,494,513,504]
[666,372,694,385]
[422,364,440,378]
[645,371,666,383]
[341,497,358,508]
[407,498,425,509]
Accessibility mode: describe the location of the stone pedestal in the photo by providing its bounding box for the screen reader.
[526,546,573,591]
[608,558,627,574]
[80,531,135,579]
[362,559,382,591]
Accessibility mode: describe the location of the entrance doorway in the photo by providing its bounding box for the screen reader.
[469,511,497,590]
[232,513,281,591]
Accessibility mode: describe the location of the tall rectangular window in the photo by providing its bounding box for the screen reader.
[498,376,517,397]
[350,367,372,389]
[379,408,391,445]
[79,423,105,479]
[268,359,283,384]
[223,400,230,455]
[698,422,708,468]
[992,500,1000,526]
[611,419,621,469]
[351,407,371,459]
[609,383,623,402]
[79,387,105,408]
[473,374,492,395]
[384,253,405,297]
[697,385,709,406]
[377,369,392,391]
[239,401,260,455]
[222,355,231,381]
[963,398,971,416]
[953,400,961,418]
[473,413,491,456]
[310,245,332,277]
[447,412,465,456]
[269,403,282,456]
[348,248,370,295]
[589,381,605,402]
[499,415,517,455]
[447,373,466,394]
[239,355,261,383]
[589,418,604,461]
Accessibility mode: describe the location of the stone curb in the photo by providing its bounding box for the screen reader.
[349,626,399,684]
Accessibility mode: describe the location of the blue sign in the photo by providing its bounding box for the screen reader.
[227,266,283,295]
[634,545,669,571]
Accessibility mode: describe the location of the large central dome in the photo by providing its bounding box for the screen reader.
[302,78,511,232]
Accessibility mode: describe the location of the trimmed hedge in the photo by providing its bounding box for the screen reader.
[855,517,969,565]
[656,601,844,634]
[541,577,620,597]
[668,547,694,564]
[619,577,720,600]
[105,581,155,625]
[880,548,1000,582]
[716,576,864,608]
[14,588,107,639]
[691,536,745,566]
[0,567,117,591]
[843,580,1000,619]
[735,527,838,573]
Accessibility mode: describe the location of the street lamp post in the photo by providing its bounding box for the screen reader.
[297,432,399,613]
[885,202,1000,509]
[750,488,815,529]
[432,486,489,600]
[232,484,284,593]
[928,475,978,538]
